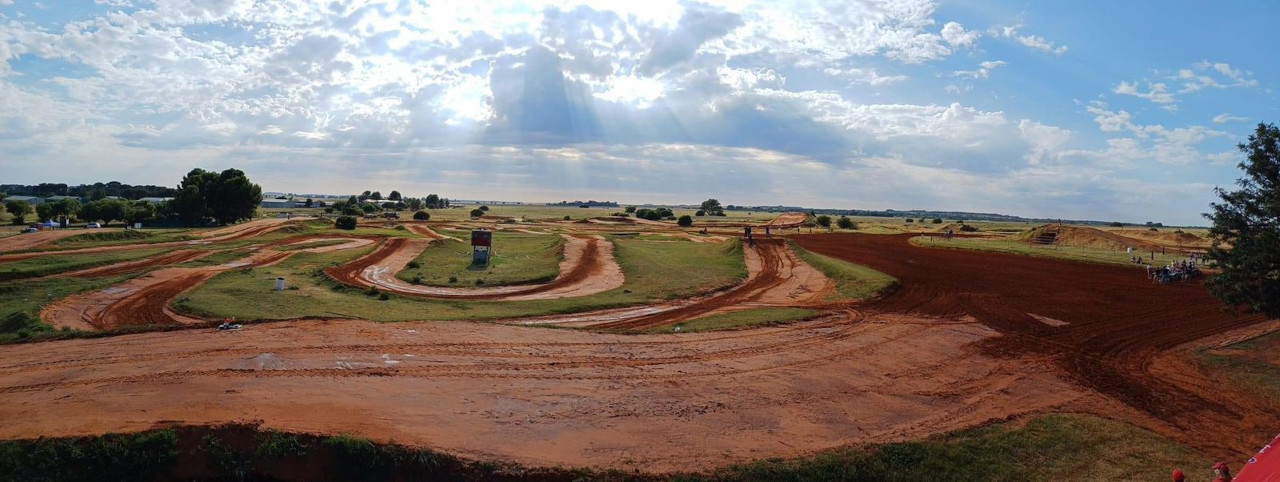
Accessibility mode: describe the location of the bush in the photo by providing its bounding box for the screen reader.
[625,206,636,213]
[815,215,832,228]
[378,292,390,301]
[905,218,914,223]
[448,276,458,284]
[334,216,357,230]
[959,224,978,232]
[1109,221,1124,227]
[677,215,693,227]
[695,210,706,216]
[562,215,570,221]
[406,261,421,269]
[479,205,489,212]
[469,208,484,218]
[932,218,943,224]
[836,216,856,230]
[412,211,429,221]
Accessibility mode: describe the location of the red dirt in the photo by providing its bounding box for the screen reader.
[325,235,623,300]
[792,233,1275,460]
[0,218,306,263]
[53,250,213,278]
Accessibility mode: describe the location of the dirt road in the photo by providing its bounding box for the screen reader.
[0,314,1086,471]
[793,233,1275,460]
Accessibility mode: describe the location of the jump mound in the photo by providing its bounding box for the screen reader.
[1015,225,1158,251]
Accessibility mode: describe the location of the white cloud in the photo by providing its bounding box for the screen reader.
[1018,120,1072,165]
[1175,61,1258,93]
[1212,113,1248,124]
[951,60,1006,79]
[991,26,1067,54]
[940,22,979,47]
[1113,81,1177,110]
[823,68,907,86]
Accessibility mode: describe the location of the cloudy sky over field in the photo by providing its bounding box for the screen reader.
[1,0,1276,224]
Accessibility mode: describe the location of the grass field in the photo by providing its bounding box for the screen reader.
[0,247,171,281]
[790,240,897,302]
[649,308,819,333]
[175,238,747,323]
[0,275,136,341]
[703,413,1207,481]
[910,235,1166,267]
[1200,330,1280,405]
[395,232,563,286]
[0,413,1205,480]
[48,229,196,250]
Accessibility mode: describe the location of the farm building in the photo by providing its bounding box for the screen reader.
[136,197,173,204]
[46,195,81,202]
[260,199,293,209]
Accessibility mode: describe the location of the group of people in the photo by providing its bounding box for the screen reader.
[1172,461,1233,481]
[1145,257,1203,284]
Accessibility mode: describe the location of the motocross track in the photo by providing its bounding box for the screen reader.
[792,233,1275,461]
[0,217,306,263]
[325,235,625,300]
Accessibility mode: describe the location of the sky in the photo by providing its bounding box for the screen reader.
[0,1,1276,225]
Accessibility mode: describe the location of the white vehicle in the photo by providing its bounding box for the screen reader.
[85,222,101,229]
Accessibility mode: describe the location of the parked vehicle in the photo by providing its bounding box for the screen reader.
[85,222,101,229]
[20,227,38,233]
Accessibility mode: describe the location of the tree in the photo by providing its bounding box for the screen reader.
[479,205,489,212]
[359,191,371,202]
[304,198,314,208]
[370,191,383,201]
[413,211,430,221]
[836,216,856,230]
[424,194,440,209]
[932,218,943,224]
[334,216,358,230]
[78,199,128,225]
[6,200,30,225]
[35,203,53,222]
[361,203,377,214]
[347,195,360,206]
[470,208,485,218]
[50,198,81,221]
[625,206,636,213]
[388,191,401,201]
[700,198,724,216]
[815,215,832,228]
[406,198,423,210]
[1109,221,1124,227]
[695,210,706,216]
[205,169,262,225]
[128,202,156,224]
[1204,122,1280,318]
[905,218,914,223]
[677,215,693,227]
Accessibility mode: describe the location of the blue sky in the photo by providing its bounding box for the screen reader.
[1,0,1276,225]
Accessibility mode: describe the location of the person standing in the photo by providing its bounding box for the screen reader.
[1213,462,1233,482]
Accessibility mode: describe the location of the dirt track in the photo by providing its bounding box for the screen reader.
[0,218,305,263]
[325,235,624,300]
[793,233,1275,460]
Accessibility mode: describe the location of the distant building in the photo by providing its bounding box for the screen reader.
[3,195,44,205]
[260,199,293,209]
[46,195,81,203]
[136,197,173,204]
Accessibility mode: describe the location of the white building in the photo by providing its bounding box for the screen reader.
[137,197,174,204]
[3,195,44,205]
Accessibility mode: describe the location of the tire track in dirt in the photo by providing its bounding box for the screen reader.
[49,250,213,279]
[0,218,306,263]
[325,234,624,300]
[793,233,1274,460]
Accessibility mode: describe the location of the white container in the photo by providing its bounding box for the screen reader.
[274,277,286,291]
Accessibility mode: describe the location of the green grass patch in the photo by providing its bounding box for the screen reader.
[1199,330,1280,405]
[396,232,564,286]
[696,414,1207,481]
[790,241,896,302]
[0,247,170,281]
[650,307,817,333]
[910,236,1152,267]
[0,274,138,341]
[179,248,256,267]
[47,229,196,250]
[0,429,179,482]
[175,238,747,323]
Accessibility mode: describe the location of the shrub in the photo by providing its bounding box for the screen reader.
[625,206,636,213]
[475,279,484,286]
[1109,221,1124,227]
[479,205,489,212]
[334,216,357,230]
[448,276,458,283]
[695,210,706,216]
[412,211,429,221]
[959,224,979,232]
[365,286,379,296]
[469,208,484,218]
[406,261,421,269]
[378,292,390,301]
[677,215,693,227]
[905,218,914,223]
[562,215,571,221]
[836,216,856,230]
[932,218,943,224]
[815,215,832,228]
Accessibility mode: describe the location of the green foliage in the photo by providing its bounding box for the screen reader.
[1109,221,1124,227]
[932,218,943,224]
[1205,122,1280,318]
[635,207,673,221]
[562,215,571,221]
[677,214,694,227]
[905,218,914,223]
[695,210,706,216]
[479,205,489,212]
[0,430,178,481]
[625,206,636,213]
[172,168,263,226]
[700,198,725,216]
[256,430,308,458]
[835,216,856,230]
[6,200,31,224]
[334,216,357,230]
[412,210,429,221]
[959,224,978,232]
[469,208,484,218]
[78,199,129,225]
[815,215,832,228]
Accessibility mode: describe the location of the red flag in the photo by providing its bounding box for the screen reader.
[1237,432,1280,481]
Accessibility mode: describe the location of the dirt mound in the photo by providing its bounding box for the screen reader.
[1112,229,1209,248]
[795,233,1274,461]
[1016,225,1158,251]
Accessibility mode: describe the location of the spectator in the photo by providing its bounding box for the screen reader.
[1172,468,1185,482]
[1213,462,1233,482]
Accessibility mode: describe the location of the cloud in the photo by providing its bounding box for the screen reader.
[823,67,908,86]
[638,4,743,76]
[940,22,978,47]
[951,60,1006,79]
[1018,119,1072,165]
[1174,61,1258,94]
[992,26,1067,54]
[1113,81,1177,110]
[1212,113,1248,124]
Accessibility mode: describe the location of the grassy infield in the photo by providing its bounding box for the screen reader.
[0,212,1252,479]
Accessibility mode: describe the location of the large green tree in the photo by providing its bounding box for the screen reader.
[78,199,129,225]
[5,200,31,225]
[700,198,724,216]
[171,168,262,225]
[1204,122,1280,318]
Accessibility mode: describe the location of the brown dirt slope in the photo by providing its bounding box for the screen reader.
[1015,225,1161,251]
[793,233,1274,462]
